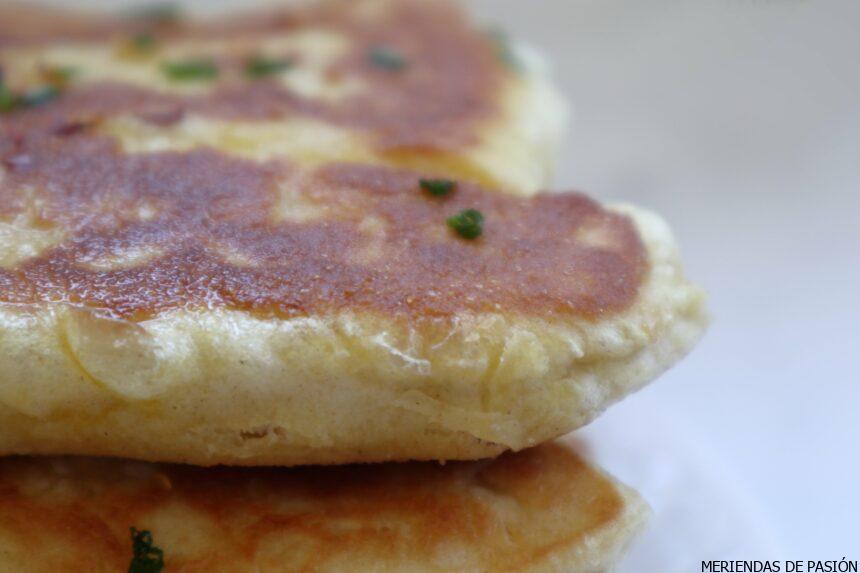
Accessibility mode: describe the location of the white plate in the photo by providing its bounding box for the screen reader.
[573,402,783,572]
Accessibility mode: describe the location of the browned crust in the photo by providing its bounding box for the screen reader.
[0,130,645,321]
[0,442,630,571]
[0,0,502,150]
[0,1,646,322]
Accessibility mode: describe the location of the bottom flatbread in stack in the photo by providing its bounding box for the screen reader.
[0,439,648,573]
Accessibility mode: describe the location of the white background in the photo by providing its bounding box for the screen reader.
[33,0,860,562]
[463,0,860,559]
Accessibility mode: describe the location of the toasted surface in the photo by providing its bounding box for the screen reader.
[0,173,706,465]
[0,440,649,573]
[0,147,646,319]
[0,0,708,466]
[0,0,567,195]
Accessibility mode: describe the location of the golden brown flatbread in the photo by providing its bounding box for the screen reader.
[0,0,707,466]
[0,440,649,572]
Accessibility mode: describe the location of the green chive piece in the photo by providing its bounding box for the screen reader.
[162,59,218,82]
[487,29,523,72]
[130,33,157,53]
[245,56,293,79]
[447,209,485,240]
[420,178,457,197]
[0,70,66,114]
[129,528,164,573]
[19,85,60,108]
[127,3,181,25]
[43,66,77,87]
[368,46,407,71]
[0,83,16,113]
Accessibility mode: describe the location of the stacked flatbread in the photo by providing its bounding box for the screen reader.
[0,1,707,571]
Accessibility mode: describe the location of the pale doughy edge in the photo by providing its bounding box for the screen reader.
[0,204,707,465]
[470,39,571,195]
[532,471,651,573]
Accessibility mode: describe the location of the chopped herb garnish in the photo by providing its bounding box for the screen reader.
[447,208,485,240]
[245,56,294,78]
[19,85,61,108]
[0,83,15,113]
[162,59,218,81]
[0,76,64,114]
[130,33,157,53]
[129,528,164,573]
[0,65,65,113]
[368,46,407,71]
[420,178,457,197]
[487,29,523,72]
[126,2,182,25]
[42,66,77,88]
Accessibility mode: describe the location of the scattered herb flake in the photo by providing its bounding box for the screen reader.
[19,85,61,108]
[129,528,164,573]
[447,208,485,240]
[162,59,218,81]
[487,29,523,72]
[420,178,457,197]
[130,33,157,53]
[0,67,66,113]
[245,56,294,78]
[127,3,182,25]
[0,83,15,113]
[42,66,77,88]
[369,46,407,71]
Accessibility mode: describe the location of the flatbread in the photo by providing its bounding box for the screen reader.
[0,0,708,466]
[0,0,567,195]
[0,439,649,573]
